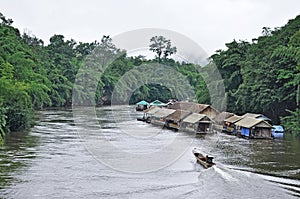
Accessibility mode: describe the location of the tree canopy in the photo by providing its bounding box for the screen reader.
[149,36,177,63]
[210,15,300,130]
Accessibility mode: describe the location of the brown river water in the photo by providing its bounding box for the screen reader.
[0,106,299,198]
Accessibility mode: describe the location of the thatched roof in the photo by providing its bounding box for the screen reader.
[224,115,243,123]
[213,112,235,123]
[168,102,200,112]
[198,104,210,112]
[182,113,211,124]
[144,106,161,114]
[234,117,272,128]
[242,113,262,118]
[152,108,176,118]
[165,110,191,122]
[167,101,218,114]
[242,113,271,122]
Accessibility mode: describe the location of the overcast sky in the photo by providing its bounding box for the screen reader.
[2,0,300,56]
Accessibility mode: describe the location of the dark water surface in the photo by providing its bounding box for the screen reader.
[0,106,299,198]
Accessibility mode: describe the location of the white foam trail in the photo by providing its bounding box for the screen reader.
[212,166,238,182]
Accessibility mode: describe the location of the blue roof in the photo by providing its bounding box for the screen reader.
[272,125,284,132]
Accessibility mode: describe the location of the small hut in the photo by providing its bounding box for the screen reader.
[223,115,243,134]
[198,104,220,119]
[234,117,273,139]
[151,108,176,126]
[136,100,149,111]
[213,111,235,125]
[168,101,219,119]
[168,101,200,112]
[241,113,272,123]
[165,110,191,130]
[142,106,161,122]
[181,113,212,134]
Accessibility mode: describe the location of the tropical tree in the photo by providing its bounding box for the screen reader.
[0,12,13,25]
[149,36,177,62]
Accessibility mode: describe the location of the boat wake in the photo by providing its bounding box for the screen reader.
[188,164,299,198]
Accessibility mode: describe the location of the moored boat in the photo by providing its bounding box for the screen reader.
[137,117,146,122]
[192,148,215,169]
[271,125,284,138]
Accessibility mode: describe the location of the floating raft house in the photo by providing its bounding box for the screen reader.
[136,100,149,111]
[235,116,273,139]
[181,113,212,134]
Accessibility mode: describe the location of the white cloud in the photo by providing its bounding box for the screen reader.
[1,0,300,56]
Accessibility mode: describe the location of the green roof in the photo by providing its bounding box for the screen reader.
[136,100,149,105]
[150,100,166,106]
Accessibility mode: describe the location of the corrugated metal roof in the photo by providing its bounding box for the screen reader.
[166,110,191,122]
[224,115,243,123]
[182,113,208,124]
[152,109,176,118]
[235,117,272,128]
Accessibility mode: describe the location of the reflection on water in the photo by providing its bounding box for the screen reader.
[0,129,40,189]
[0,106,299,198]
[209,133,300,180]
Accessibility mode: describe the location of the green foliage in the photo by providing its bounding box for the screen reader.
[0,98,7,142]
[0,12,13,25]
[210,14,300,128]
[149,36,177,63]
[1,11,300,137]
[0,79,33,132]
[281,108,300,133]
[130,84,173,104]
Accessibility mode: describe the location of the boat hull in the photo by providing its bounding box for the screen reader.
[192,149,215,169]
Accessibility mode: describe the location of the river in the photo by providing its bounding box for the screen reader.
[0,106,299,198]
